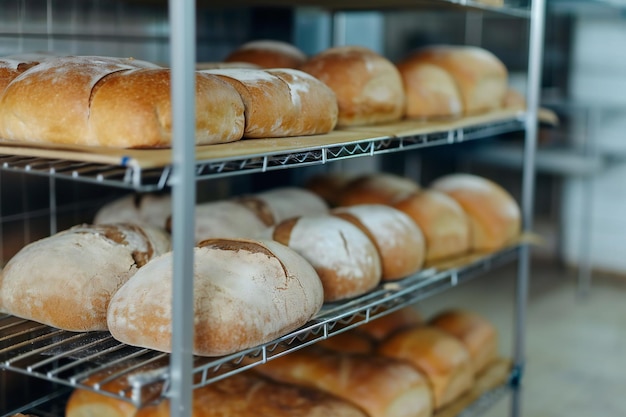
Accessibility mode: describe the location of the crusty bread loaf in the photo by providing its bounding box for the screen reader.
[378,326,474,410]
[255,346,433,417]
[429,309,498,376]
[355,307,424,342]
[396,60,463,118]
[430,173,521,252]
[0,57,40,93]
[393,190,470,263]
[270,215,382,302]
[94,193,172,229]
[0,223,171,331]
[66,371,368,417]
[107,238,323,356]
[299,46,406,127]
[0,56,245,148]
[203,68,337,138]
[237,187,329,226]
[502,87,526,110]
[332,204,425,280]
[305,172,358,207]
[338,173,420,207]
[191,200,268,243]
[196,61,261,70]
[316,331,376,354]
[225,40,307,69]
[402,46,507,115]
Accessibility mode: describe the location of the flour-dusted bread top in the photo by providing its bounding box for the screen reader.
[250,187,330,225]
[0,223,171,331]
[332,204,426,281]
[107,238,324,356]
[271,215,382,302]
[0,57,41,92]
[192,200,268,243]
[431,173,521,252]
[94,193,172,230]
[299,46,406,127]
[225,39,307,69]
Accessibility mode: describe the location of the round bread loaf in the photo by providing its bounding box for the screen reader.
[255,346,433,417]
[305,172,358,207]
[0,223,171,331]
[332,204,425,280]
[271,215,381,302]
[430,173,521,252]
[338,173,420,207]
[237,187,329,227]
[107,238,324,356]
[196,61,261,70]
[377,326,474,410]
[299,46,406,127]
[430,309,498,376]
[396,60,463,118]
[94,193,172,229]
[225,39,307,69]
[355,307,424,342]
[315,331,376,354]
[502,87,526,110]
[0,57,41,92]
[192,200,268,243]
[204,68,337,138]
[66,371,368,417]
[393,190,470,263]
[404,45,508,115]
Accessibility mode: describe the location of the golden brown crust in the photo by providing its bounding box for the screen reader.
[338,173,420,207]
[429,309,498,376]
[236,196,276,226]
[356,307,424,342]
[225,40,307,69]
[305,172,358,207]
[271,216,300,245]
[377,326,474,410]
[255,346,433,417]
[299,46,405,127]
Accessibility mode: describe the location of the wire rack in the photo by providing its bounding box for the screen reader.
[0,244,519,407]
[0,118,524,192]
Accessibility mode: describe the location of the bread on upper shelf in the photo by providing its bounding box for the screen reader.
[299,46,406,127]
[0,223,171,331]
[107,238,323,356]
[224,39,308,69]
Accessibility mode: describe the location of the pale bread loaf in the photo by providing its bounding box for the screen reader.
[66,371,368,417]
[299,46,406,127]
[191,200,268,243]
[255,345,433,417]
[393,190,471,263]
[430,309,498,376]
[107,238,323,356]
[240,187,329,226]
[378,326,474,410]
[430,173,521,252]
[332,204,426,280]
[225,39,307,69]
[94,193,172,230]
[0,223,171,331]
[271,215,382,302]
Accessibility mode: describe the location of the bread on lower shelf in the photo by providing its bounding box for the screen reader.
[378,326,474,410]
[65,371,368,417]
[224,39,308,69]
[0,223,170,332]
[255,345,433,417]
[94,193,172,230]
[106,238,324,356]
[336,173,421,207]
[353,306,424,343]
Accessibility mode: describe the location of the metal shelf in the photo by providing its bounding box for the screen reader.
[0,116,524,192]
[0,244,520,407]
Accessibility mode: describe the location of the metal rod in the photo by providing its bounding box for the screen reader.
[513,0,546,414]
[168,0,196,415]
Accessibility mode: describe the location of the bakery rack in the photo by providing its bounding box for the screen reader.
[0,0,546,416]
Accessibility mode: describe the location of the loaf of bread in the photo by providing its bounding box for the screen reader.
[94,193,172,230]
[255,346,433,417]
[332,204,425,280]
[237,187,329,227]
[502,87,526,110]
[203,68,337,138]
[396,60,463,118]
[338,173,420,207]
[0,223,171,331]
[400,46,507,115]
[305,172,358,207]
[378,326,474,409]
[430,173,521,252]
[429,309,498,376]
[393,190,470,263]
[0,56,245,148]
[107,238,323,356]
[270,215,382,302]
[315,331,376,354]
[66,371,368,417]
[190,200,268,243]
[196,62,261,70]
[225,40,307,69]
[355,307,424,342]
[299,46,406,127]
[0,57,40,92]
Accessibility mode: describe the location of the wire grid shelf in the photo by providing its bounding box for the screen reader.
[0,245,520,407]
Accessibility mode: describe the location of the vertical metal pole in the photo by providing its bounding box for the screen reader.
[168,0,196,416]
[513,0,545,416]
[49,177,57,236]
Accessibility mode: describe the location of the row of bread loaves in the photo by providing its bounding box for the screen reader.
[0,55,338,147]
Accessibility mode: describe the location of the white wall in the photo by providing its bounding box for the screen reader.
[563,16,626,274]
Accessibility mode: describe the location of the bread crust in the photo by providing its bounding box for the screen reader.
[225,40,307,69]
